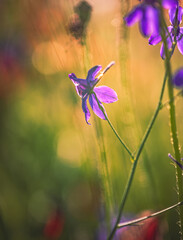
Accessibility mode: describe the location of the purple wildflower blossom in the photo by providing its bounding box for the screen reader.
[149,5,183,59]
[172,68,183,88]
[69,62,118,125]
[124,0,178,37]
[168,153,183,170]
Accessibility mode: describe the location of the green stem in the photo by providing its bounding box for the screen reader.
[160,5,183,238]
[107,70,167,240]
[166,69,183,239]
[92,92,134,159]
[105,116,134,159]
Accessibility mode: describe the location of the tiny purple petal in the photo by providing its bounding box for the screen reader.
[94,86,118,103]
[69,73,87,87]
[89,93,106,120]
[140,6,160,37]
[160,43,166,59]
[149,33,162,45]
[124,5,142,26]
[82,96,91,125]
[169,6,183,25]
[162,0,178,9]
[86,65,102,84]
[172,68,183,88]
[177,28,183,54]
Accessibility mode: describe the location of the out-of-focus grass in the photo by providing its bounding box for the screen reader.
[0,0,182,239]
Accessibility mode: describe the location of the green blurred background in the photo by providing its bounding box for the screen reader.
[0,0,183,239]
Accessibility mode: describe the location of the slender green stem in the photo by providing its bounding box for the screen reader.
[107,70,167,240]
[160,5,183,238]
[117,201,183,228]
[105,115,134,159]
[166,66,183,240]
[92,92,134,159]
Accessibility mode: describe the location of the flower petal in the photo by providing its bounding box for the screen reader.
[169,6,183,25]
[75,85,87,97]
[82,96,91,125]
[86,65,102,84]
[149,24,173,45]
[89,93,106,120]
[69,73,87,87]
[177,28,183,54]
[94,86,118,103]
[140,6,160,37]
[124,5,142,26]
[149,33,162,45]
[172,68,183,88]
[162,0,178,9]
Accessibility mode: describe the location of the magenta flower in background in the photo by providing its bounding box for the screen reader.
[124,0,178,37]
[149,5,183,59]
[69,62,118,125]
[172,68,183,88]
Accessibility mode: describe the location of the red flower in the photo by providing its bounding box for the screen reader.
[44,210,64,239]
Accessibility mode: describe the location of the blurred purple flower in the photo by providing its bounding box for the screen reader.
[172,68,183,88]
[149,5,183,59]
[124,0,178,37]
[69,62,118,125]
[168,153,183,170]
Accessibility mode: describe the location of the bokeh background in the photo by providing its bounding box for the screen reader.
[0,0,183,239]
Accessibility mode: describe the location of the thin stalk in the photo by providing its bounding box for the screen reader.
[118,201,183,228]
[92,92,134,159]
[166,58,183,239]
[105,116,134,159]
[160,5,183,238]
[107,70,167,240]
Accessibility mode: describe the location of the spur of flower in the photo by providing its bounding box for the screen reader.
[69,62,118,125]
[149,5,183,59]
[124,0,178,37]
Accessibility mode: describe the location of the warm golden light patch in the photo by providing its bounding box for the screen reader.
[57,130,83,166]
[32,41,66,75]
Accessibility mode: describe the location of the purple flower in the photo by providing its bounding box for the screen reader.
[69,62,118,125]
[149,5,183,59]
[172,68,183,88]
[124,0,178,37]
